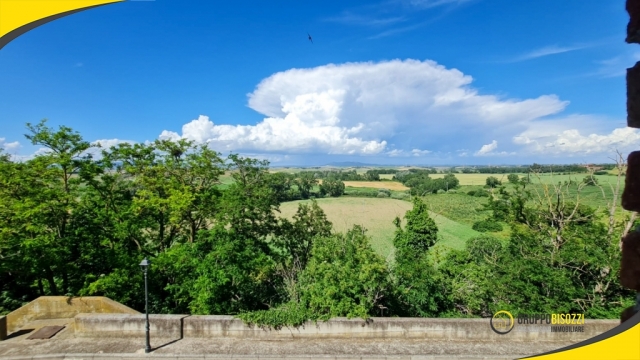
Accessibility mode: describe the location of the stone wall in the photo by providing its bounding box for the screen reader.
[72,314,619,342]
[4,296,140,336]
[74,314,186,338]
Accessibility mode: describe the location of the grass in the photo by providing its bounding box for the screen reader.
[420,193,490,227]
[427,172,625,186]
[277,197,480,262]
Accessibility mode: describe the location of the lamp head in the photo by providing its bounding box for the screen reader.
[139,258,150,272]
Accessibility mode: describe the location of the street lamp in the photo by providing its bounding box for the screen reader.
[139,258,151,353]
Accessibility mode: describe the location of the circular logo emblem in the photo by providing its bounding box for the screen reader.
[490,310,515,334]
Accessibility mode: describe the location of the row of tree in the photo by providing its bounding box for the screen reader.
[457,164,605,174]
[294,169,395,182]
[393,170,461,195]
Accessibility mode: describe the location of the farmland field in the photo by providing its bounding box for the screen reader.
[277,197,478,262]
[343,181,409,191]
[428,172,625,186]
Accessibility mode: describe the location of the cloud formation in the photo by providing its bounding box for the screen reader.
[475,140,497,155]
[0,138,21,151]
[157,58,635,163]
[402,0,473,10]
[324,12,406,27]
[509,44,589,62]
[514,127,640,156]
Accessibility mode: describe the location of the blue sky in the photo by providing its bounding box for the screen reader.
[0,0,637,166]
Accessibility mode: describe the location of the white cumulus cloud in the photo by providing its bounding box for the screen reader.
[162,59,569,159]
[514,127,640,156]
[475,140,498,156]
[0,138,21,151]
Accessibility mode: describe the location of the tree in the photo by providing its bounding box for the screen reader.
[186,225,277,315]
[273,200,333,302]
[319,177,345,197]
[443,173,460,190]
[393,197,439,257]
[267,172,296,202]
[295,172,318,199]
[486,176,501,188]
[507,174,519,184]
[391,197,448,317]
[297,225,391,319]
[218,154,280,239]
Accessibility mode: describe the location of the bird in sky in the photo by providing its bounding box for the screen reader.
[308,33,313,44]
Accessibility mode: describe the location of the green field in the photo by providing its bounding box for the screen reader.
[429,172,625,186]
[237,169,630,249]
[277,197,479,262]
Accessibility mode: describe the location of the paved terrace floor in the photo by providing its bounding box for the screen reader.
[0,318,581,360]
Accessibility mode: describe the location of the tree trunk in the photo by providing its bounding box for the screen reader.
[37,277,44,296]
[45,267,58,295]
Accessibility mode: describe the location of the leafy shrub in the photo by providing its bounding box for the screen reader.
[467,190,476,196]
[472,220,503,232]
[474,189,490,197]
[391,192,410,200]
[594,170,608,175]
[583,176,599,186]
[345,189,378,197]
[377,192,389,198]
[447,189,457,194]
[486,176,501,188]
[437,189,446,194]
[319,178,345,197]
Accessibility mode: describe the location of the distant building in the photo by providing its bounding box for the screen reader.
[584,164,604,172]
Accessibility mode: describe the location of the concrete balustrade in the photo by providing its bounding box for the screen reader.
[71,314,619,342]
[4,296,140,336]
[74,314,187,338]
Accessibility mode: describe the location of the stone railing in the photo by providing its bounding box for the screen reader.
[72,314,619,342]
[1,296,140,339]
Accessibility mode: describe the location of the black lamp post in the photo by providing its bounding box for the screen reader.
[139,258,151,353]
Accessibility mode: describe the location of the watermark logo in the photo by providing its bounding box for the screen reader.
[490,310,515,334]
[490,311,586,334]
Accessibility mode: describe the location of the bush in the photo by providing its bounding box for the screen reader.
[474,189,490,197]
[447,189,457,194]
[472,220,503,232]
[486,176,501,188]
[467,190,476,196]
[378,188,391,196]
[583,176,599,186]
[240,226,391,328]
[437,189,446,194]
[346,189,379,197]
[594,170,608,175]
[319,178,345,197]
[377,192,390,198]
[391,192,410,200]
[507,174,519,184]
[298,226,391,320]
